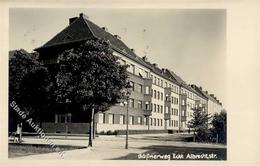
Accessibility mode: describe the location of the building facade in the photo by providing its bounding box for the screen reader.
[34,13,223,134]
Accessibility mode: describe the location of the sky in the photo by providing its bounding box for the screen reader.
[9,8,226,106]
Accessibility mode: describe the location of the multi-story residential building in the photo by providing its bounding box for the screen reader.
[190,84,223,116]
[33,13,223,134]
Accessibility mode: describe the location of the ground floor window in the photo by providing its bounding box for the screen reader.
[119,115,125,124]
[55,113,71,123]
[143,117,147,125]
[98,113,105,124]
[129,116,134,125]
[137,116,142,125]
[108,114,114,124]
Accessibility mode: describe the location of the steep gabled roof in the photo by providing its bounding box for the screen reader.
[166,69,187,86]
[34,13,151,68]
[36,16,95,49]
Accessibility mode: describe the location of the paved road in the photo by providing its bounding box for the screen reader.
[12,134,226,160]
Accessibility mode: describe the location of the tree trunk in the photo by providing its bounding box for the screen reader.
[93,113,96,140]
[88,104,95,147]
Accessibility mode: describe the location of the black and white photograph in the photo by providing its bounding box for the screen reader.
[0,0,259,165]
[8,8,227,160]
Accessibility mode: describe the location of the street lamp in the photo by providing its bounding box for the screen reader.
[121,87,131,149]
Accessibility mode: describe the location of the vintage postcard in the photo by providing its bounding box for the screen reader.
[0,0,259,166]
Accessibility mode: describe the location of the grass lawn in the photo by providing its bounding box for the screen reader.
[8,143,86,158]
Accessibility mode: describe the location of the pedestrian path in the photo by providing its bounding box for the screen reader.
[12,134,226,160]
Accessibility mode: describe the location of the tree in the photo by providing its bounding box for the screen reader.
[9,50,51,131]
[55,39,129,147]
[188,107,211,142]
[211,110,227,144]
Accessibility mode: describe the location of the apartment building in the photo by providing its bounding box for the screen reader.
[34,13,223,134]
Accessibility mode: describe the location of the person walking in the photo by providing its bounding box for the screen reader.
[16,123,22,143]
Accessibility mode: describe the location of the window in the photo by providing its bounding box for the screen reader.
[55,113,72,123]
[108,114,114,124]
[129,99,134,108]
[165,107,169,114]
[157,91,160,100]
[128,64,135,74]
[119,115,125,124]
[182,99,185,106]
[137,100,142,109]
[157,78,160,85]
[144,117,147,125]
[150,118,153,126]
[154,90,156,98]
[161,105,163,113]
[160,119,163,126]
[154,104,156,112]
[161,80,163,87]
[151,103,153,111]
[165,82,168,87]
[121,59,126,65]
[157,119,160,126]
[154,118,156,126]
[151,88,153,97]
[161,92,163,101]
[98,113,104,124]
[154,76,157,84]
[145,86,149,94]
[137,117,142,124]
[174,109,179,116]
[145,71,149,78]
[129,116,134,125]
[137,84,142,93]
[129,81,134,91]
[171,108,174,115]
[171,97,174,104]
[157,105,160,113]
[145,101,150,110]
[138,68,143,77]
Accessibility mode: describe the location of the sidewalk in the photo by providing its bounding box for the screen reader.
[11,134,226,160]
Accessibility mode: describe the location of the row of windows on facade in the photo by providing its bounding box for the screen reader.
[98,113,179,127]
[129,81,179,105]
[121,58,208,104]
[151,74,179,94]
[121,59,180,95]
[151,103,179,116]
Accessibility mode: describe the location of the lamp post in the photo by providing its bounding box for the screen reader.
[125,96,129,149]
[122,88,131,150]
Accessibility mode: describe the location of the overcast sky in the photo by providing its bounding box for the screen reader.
[9,8,226,106]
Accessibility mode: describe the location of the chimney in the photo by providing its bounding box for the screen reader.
[102,27,108,31]
[153,63,158,68]
[205,91,208,94]
[79,13,89,19]
[199,86,202,90]
[114,35,121,40]
[142,56,148,62]
[162,68,166,73]
[130,48,135,53]
[69,17,78,24]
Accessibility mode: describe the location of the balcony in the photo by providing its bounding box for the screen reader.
[181,116,187,121]
[164,113,171,120]
[143,78,152,86]
[143,109,152,116]
[143,93,152,101]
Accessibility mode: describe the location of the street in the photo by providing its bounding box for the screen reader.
[10,133,226,160]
